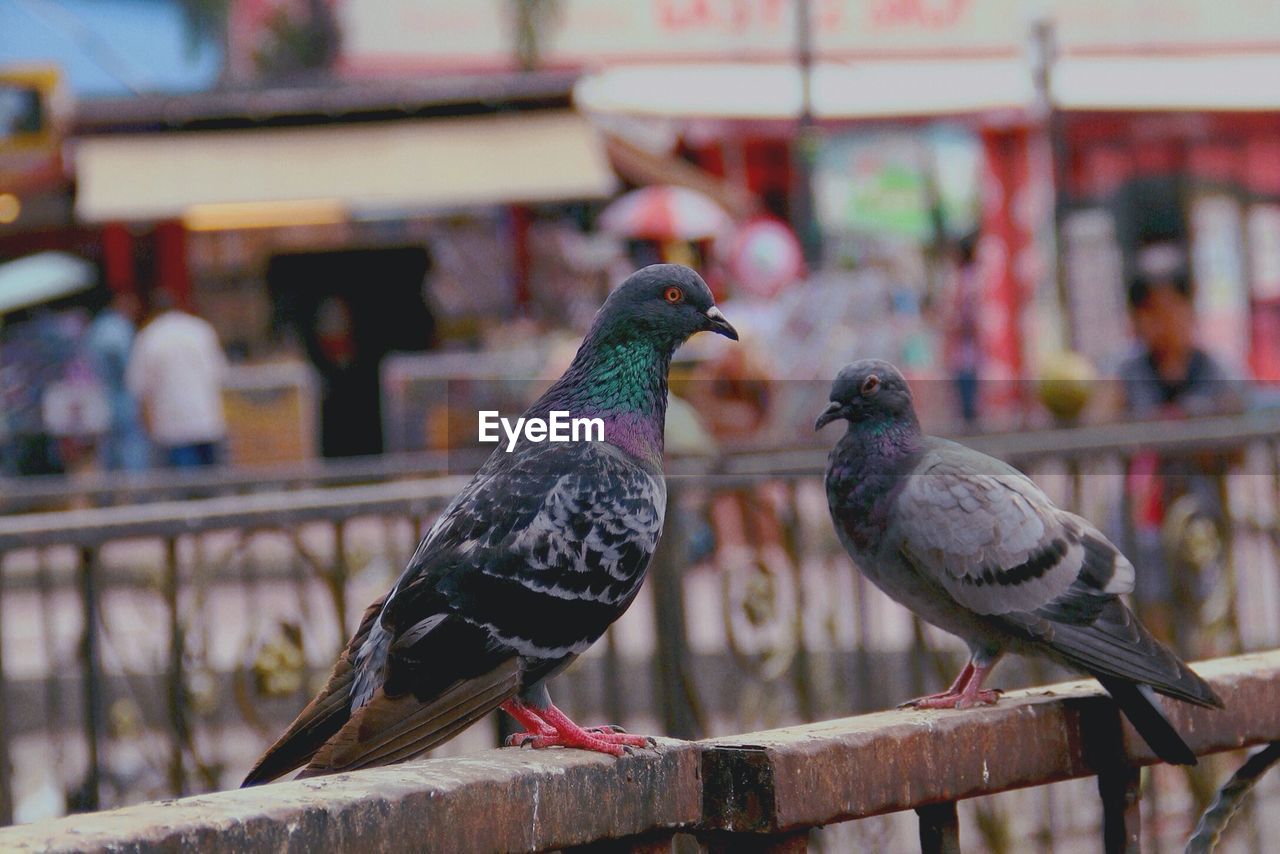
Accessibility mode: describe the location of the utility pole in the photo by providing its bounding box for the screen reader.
[1028,15,1073,351]
[793,0,823,268]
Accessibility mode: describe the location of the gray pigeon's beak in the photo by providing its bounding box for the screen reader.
[703,306,738,340]
[815,401,844,431]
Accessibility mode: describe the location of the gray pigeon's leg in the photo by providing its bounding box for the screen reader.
[902,648,1004,710]
[898,660,976,708]
[501,682,654,755]
[500,699,556,745]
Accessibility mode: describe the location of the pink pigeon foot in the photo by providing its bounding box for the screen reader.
[899,659,1002,710]
[501,700,653,755]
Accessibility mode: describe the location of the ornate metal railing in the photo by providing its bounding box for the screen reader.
[0,449,488,515]
[1,410,1278,849]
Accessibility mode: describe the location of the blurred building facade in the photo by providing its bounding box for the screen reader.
[5,0,1280,461]
[219,0,1280,389]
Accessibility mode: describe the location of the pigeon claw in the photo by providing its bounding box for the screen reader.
[583,725,656,747]
[527,727,653,755]
[621,737,660,755]
[500,700,654,756]
[513,730,629,756]
[902,688,1003,710]
[501,727,552,747]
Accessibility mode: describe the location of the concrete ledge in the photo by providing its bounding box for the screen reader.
[701,651,1280,833]
[1,652,1277,851]
[0,739,701,853]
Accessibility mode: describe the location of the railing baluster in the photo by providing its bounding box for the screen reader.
[650,483,700,739]
[917,800,961,854]
[1098,765,1141,854]
[852,570,873,712]
[36,546,63,781]
[783,482,816,722]
[602,628,625,730]
[77,545,106,812]
[331,519,349,636]
[0,549,11,826]
[164,537,188,796]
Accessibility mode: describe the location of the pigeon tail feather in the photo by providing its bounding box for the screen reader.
[1096,675,1199,766]
[241,595,387,787]
[1015,598,1224,709]
[300,659,521,776]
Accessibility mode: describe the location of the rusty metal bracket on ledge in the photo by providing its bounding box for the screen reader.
[0,651,1277,853]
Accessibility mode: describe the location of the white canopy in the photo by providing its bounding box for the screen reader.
[73,111,615,225]
[0,252,96,316]
[575,54,1280,121]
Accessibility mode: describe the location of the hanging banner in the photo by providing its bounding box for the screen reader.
[975,126,1035,414]
[337,0,1280,74]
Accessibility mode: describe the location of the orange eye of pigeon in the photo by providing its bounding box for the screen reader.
[861,375,881,395]
[664,286,684,304]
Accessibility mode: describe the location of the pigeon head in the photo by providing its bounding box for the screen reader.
[815,359,916,431]
[537,264,737,463]
[590,264,737,348]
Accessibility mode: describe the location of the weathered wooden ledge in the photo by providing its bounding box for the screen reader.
[2,651,1277,853]
[700,651,1280,835]
[0,740,704,853]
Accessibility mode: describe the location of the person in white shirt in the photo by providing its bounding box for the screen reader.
[126,291,228,468]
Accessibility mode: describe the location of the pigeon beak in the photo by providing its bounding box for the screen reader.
[815,401,844,431]
[703,306,738,340]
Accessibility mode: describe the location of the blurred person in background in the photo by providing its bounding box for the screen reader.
[85,290,149,471]
[127,291,228,468]
[310,294,369,458]
[41,308,110,474]
[1107,253,1247,650]
[0,307,76,476]
[1115,269,1243,418]
[691,343,772,443]
[943,231,983,430]
[685,334,788,577]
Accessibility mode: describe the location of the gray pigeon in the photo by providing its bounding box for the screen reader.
[817,359,1222,765]
[243,265,736,784]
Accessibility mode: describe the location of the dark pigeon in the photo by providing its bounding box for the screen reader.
[243,264,736,785]
[816,359,1222,766]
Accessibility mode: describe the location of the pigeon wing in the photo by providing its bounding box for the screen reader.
[895,441,1219,710]
[386,440,666,662]
[895,442,1133,617]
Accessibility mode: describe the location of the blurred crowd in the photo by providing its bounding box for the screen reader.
[0,288,228,477]
[0,223,1255,481]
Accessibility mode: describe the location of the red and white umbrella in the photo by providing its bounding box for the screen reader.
[599,185,731,241]
[725,216,806,298]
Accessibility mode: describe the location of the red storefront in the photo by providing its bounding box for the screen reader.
[321,0,1280,385]
[1060,110,1280,380]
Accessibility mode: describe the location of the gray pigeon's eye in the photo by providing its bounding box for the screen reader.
[861,375,880,395]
